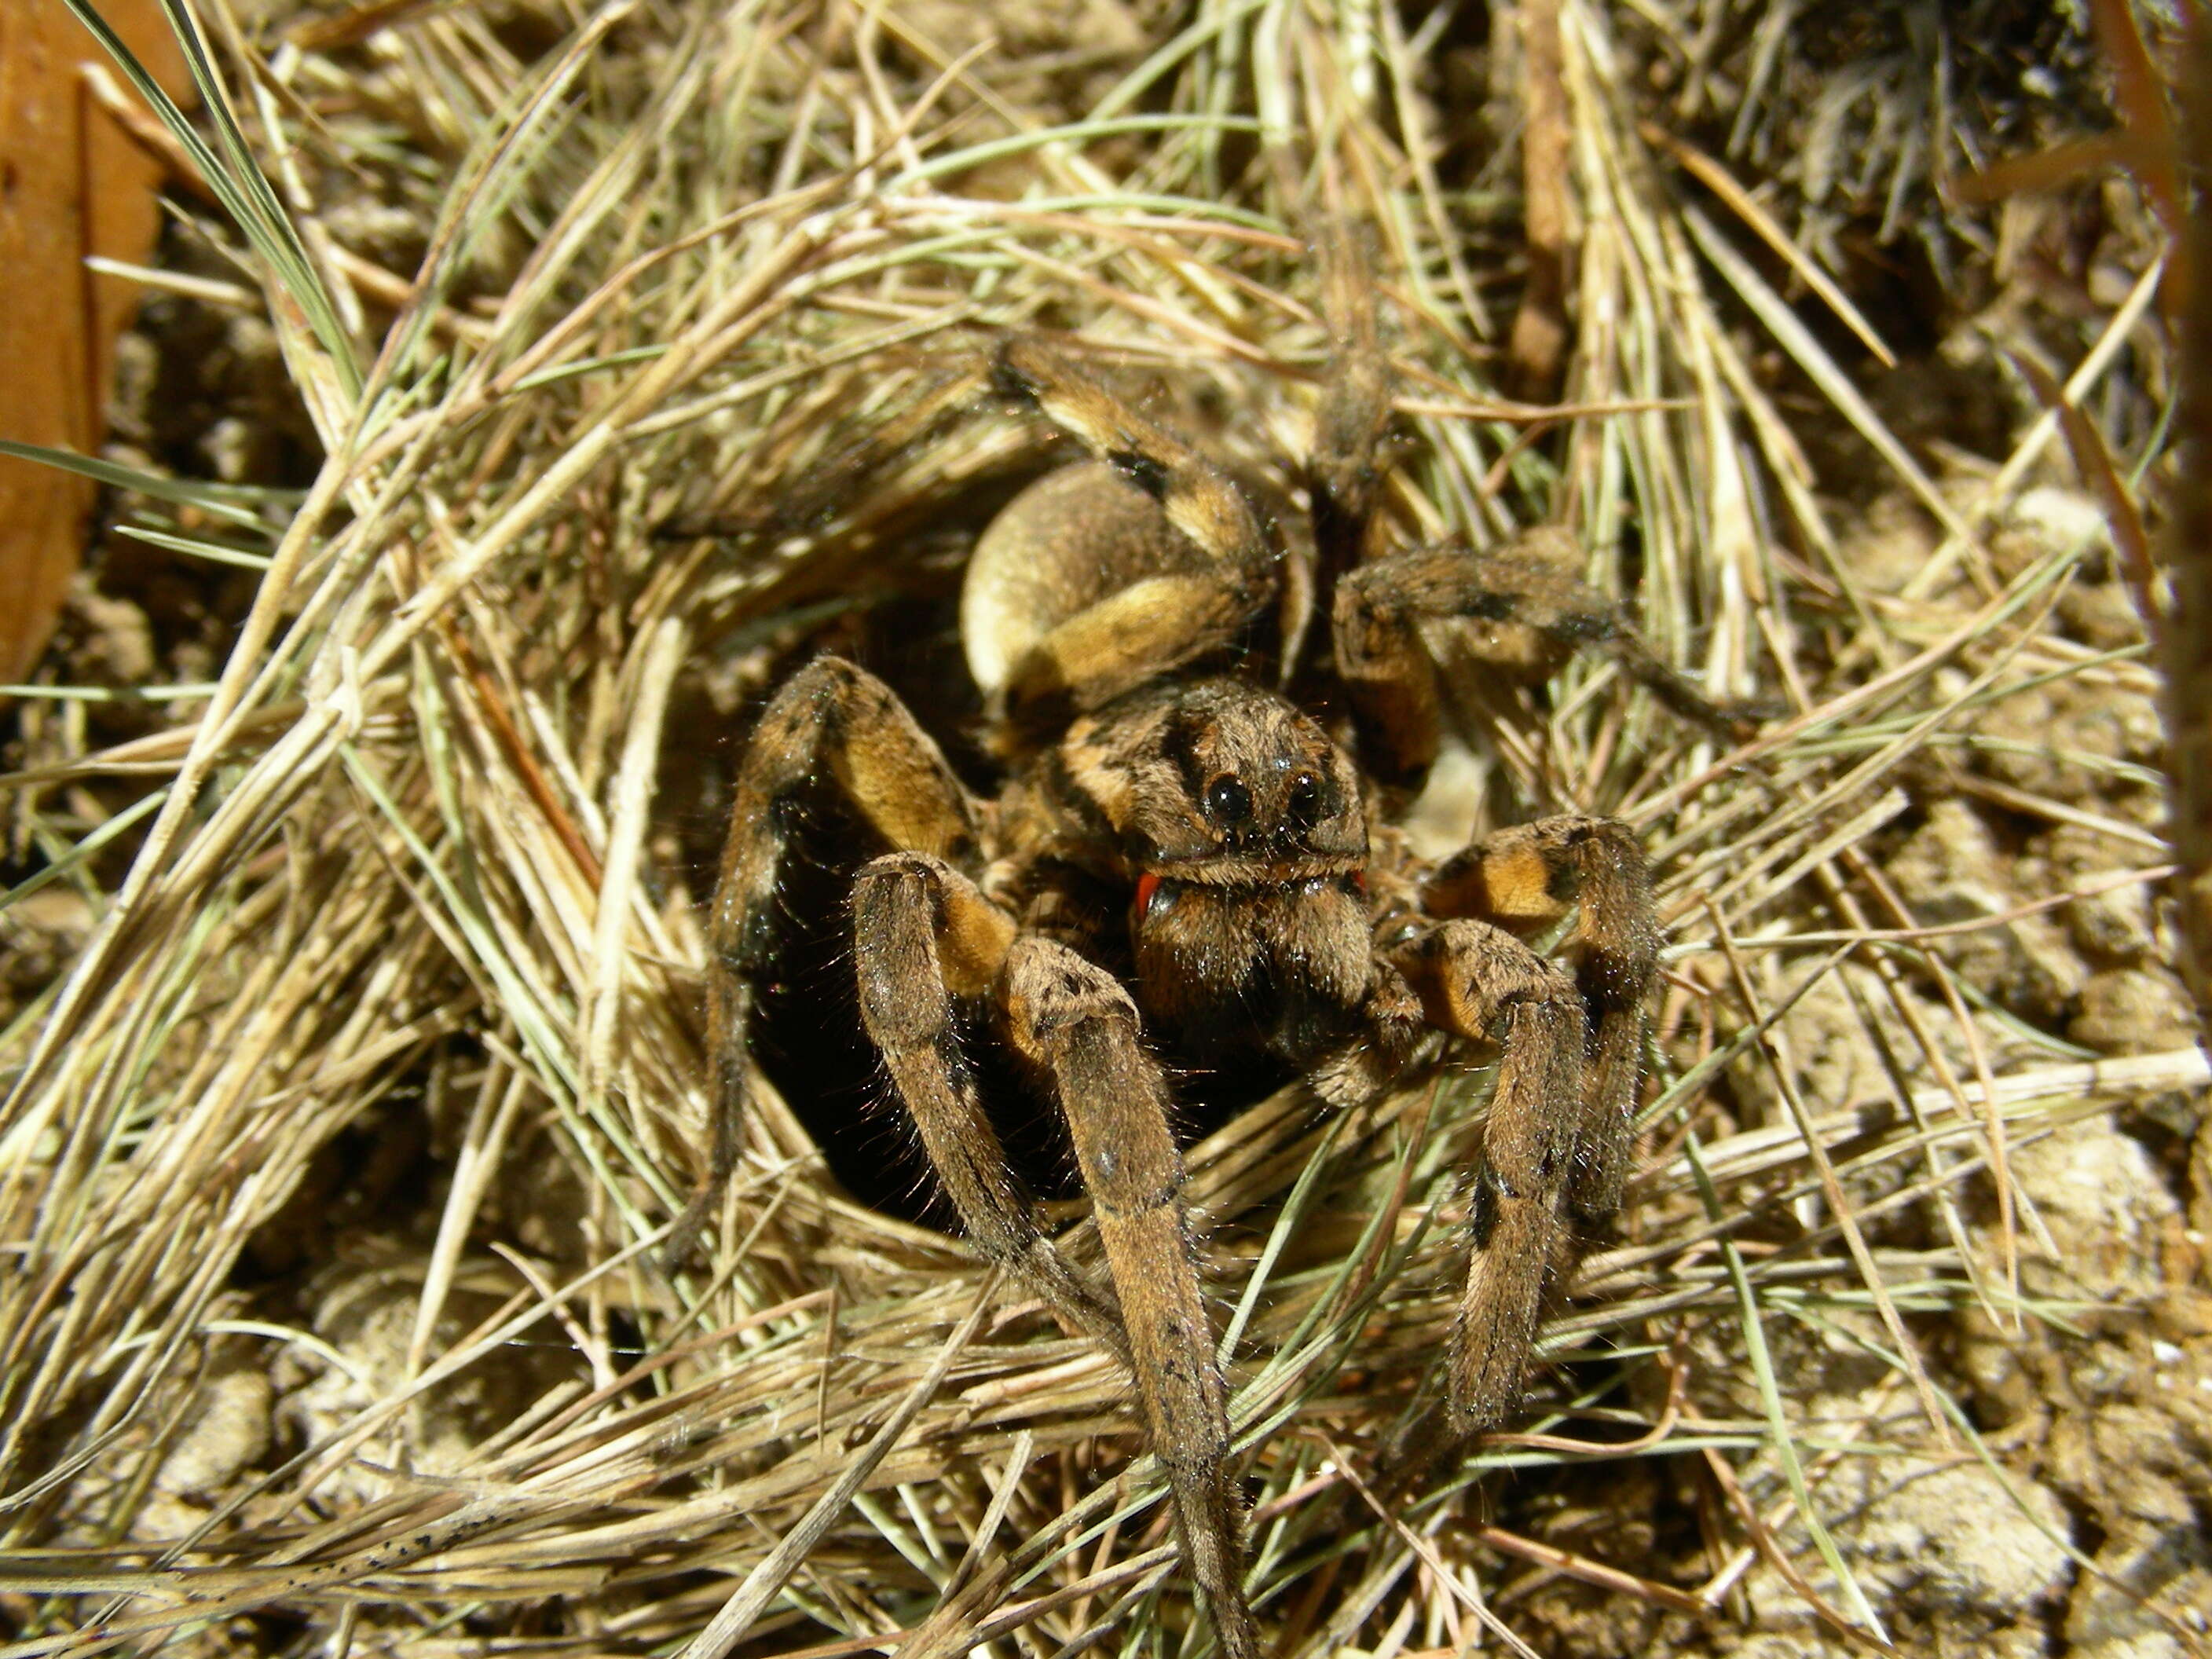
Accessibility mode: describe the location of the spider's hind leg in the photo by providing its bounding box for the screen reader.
[673,656,983,1266]
[1304,230,1397,613]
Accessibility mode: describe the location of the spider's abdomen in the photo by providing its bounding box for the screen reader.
[963,463,1203,698]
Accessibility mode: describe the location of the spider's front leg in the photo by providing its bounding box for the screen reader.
[1389,921,1590,1432]
[850,855,1126,1354]
[1000,937,1259,1659]
[1426,815,1661,1229]
[673,657,984,1265]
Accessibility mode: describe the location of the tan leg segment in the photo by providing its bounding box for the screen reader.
[1306,255,1394,598]
[1390,921,1589,1434]
[672,657,983,1265]
[1423,814,1658,1226]
[1335,528,1768,789]
[1000,937,1258,1659]
[853,855,1127,1357]
[991,341,1279,731]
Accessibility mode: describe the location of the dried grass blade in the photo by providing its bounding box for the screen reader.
[65,0,361,393]
[1688,1141,1890,1646]
[1644,124,1895,368]
[1704,904,1954,1445]
[1679,203,1961,544]
[1907,253,2165,600]
[2170,14,2212,1032]
[0,789,167,914]
[675,1280,997,1659]
[582,617,687,1092]
[0,440,269,527]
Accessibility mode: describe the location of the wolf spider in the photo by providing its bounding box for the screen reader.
[679,311,1756,1658]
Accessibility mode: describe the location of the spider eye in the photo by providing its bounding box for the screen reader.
[1286,770,1324,828]
[1203,775,1253,826]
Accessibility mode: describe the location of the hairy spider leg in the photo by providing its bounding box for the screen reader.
[1390,921,1590,1432]
[999,936,1259,1659]
[676,657,983,1265]
[1426,815,1661,1229]
[1303,233,1397,648]
[851,853,1127,1354]
[1335,526,1770,793]
[851,855,1262,1658]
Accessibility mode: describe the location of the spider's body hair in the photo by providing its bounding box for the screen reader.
[994,676,1394,1077]
[1038,678,1364,882]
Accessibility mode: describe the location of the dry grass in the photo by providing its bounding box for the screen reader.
[0,2,2199,1657]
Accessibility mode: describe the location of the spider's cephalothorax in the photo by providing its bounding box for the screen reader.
[1024,676,1382,1072]
[677,315,1756,1659]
